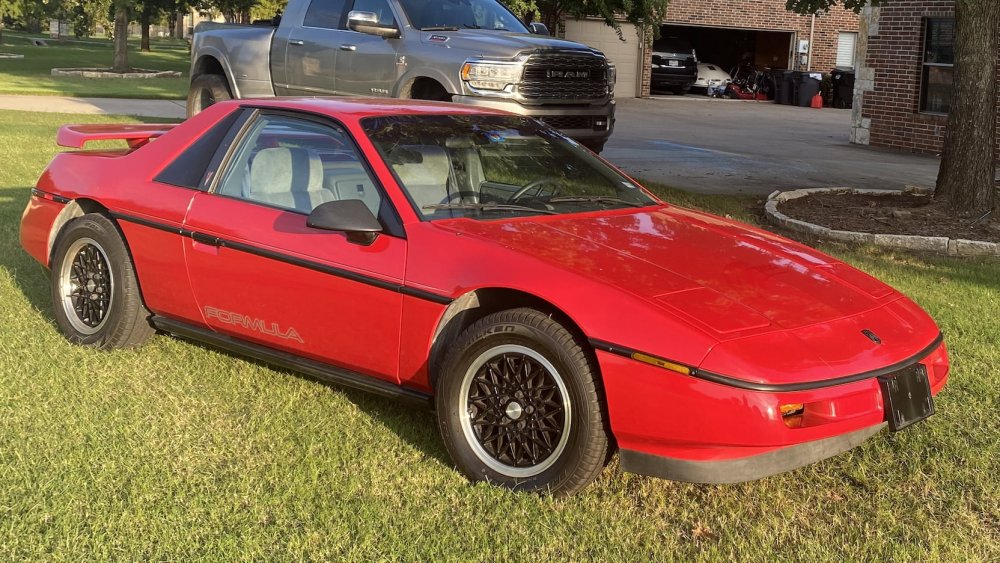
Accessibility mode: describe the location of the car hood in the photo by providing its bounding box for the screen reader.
[420,29,601,58]
[435,205,898,337]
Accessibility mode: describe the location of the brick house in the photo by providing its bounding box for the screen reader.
[851,3,1000,160]
[563,0,860,97]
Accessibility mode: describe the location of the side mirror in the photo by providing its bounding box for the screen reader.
[528,22,549,36]
[307,199,383,245]
[348,11,400,38]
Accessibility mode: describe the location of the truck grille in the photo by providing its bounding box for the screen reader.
[519,52,609,101]
[538,115,597,130]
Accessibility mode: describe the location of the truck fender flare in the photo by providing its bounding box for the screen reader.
[395,67,462,98]
[192,47,241,99]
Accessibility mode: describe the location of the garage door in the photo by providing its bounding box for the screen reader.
[564,19,641,98]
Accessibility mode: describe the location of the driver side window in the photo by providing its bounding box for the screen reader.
[216,114,384,216]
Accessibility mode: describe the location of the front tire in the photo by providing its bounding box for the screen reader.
[186,73,232,117]
[436,308,610,496]
[50,213,154,349]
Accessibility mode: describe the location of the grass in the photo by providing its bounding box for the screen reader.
[0,32,188,99]
[0,109,998,560]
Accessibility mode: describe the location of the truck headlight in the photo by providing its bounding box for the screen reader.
[607,63,616,94]
[461,61,521,91]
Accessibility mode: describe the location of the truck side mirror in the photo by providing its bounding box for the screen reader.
[347,11,400,39]
[528,22,549,36]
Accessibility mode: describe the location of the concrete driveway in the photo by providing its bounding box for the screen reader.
[605,97,941,195]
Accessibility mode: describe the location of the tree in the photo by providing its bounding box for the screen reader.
[209,0,255,23]
[787,0,997,218]
[516,0,670,40]
[112,0,132,72]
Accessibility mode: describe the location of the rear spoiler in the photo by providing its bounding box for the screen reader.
[56,124,177,149]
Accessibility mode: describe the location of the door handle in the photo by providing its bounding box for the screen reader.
[288,39,305,46]
[340,44,357,51]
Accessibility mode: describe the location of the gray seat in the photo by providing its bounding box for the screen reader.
[387,145,452,211]
[248,147,336,213]
[322,160,382,215]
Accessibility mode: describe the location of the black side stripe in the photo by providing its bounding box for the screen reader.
[591,332,944,393]
[111,211,453,305]
[31,188,71,204]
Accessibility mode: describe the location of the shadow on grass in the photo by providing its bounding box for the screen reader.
[0,192,453,469]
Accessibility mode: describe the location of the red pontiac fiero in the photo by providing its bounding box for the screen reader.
[20,98,948,495]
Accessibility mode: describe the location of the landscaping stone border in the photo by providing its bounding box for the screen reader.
[50,68,181,78]
[765,187,1000,257]
[0,53,24,59]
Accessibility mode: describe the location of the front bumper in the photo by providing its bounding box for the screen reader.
[451,96,615,142]
[621,423,886,484]
[598,338,949,483]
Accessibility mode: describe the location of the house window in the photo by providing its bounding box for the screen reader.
[920,17,955,114]
[836,32,857,68]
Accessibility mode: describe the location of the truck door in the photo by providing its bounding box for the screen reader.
[276,0,351,95]
[335,0,402,97]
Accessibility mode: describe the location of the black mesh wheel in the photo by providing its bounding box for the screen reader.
[50,213,154,349]
[436,308,610,496]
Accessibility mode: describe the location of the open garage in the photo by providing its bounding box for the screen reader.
[659,25,794,75]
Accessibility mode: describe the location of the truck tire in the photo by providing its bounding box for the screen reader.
[187,74,232,117]
[582,140,607,154]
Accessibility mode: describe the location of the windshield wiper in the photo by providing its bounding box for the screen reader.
[422,203,558,215]
[462,24,482,29]
[547,196,646,207]
[420,26,459,31]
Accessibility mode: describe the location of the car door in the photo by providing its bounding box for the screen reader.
[182,110,406,382]
[280,0,351,95]
[334,0,402,97]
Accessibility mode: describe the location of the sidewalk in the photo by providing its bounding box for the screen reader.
[0,95,186,119]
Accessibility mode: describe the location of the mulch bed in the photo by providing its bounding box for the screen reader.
[778,192,1000,243]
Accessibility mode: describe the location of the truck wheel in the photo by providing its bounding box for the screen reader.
[50,213,155,349]
[436,308,610,496]
[582,140,606,154]
[187,74,232,117]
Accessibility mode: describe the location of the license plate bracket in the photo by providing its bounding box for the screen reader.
[879,364,934,431]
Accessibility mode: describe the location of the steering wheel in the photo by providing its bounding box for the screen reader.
[507,177,562,204]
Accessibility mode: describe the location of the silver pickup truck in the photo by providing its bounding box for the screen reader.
[188,0,617,151]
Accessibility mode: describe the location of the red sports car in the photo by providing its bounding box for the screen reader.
[20,98,948,496]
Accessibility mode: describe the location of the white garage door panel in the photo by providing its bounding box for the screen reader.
[564,19,640,98]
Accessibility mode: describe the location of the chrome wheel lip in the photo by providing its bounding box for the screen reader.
[458,344,572,479]
[58,237,114,336]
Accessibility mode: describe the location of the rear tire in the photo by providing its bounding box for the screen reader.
[50,213,154,349]
[436,308,610,496]
[187,73,232,117]
[582,140,607,154]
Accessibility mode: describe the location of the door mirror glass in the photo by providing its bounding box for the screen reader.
[528,22,549,36]
[348,10,400,38]
[307,199,383,245]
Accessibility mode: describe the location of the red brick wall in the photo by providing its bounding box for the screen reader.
[860,1,1000,157]
[662,0,860,72]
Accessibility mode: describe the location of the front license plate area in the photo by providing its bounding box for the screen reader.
[879,364,934,431]
[668,60,680,67]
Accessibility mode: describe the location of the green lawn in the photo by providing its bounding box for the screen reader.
[0,110,997,560]
[0,32,188,99]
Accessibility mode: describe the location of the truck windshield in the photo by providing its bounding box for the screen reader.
[398,0,529,32]
[362,115,659,220]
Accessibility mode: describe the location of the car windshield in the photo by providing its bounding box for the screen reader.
[362,115,658,220]
[397,0,528,32]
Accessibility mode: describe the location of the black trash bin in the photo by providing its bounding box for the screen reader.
[794,72,822,107]
[831,68,856,109]
[777,70,795,105]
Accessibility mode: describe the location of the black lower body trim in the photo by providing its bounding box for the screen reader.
[619,423,886,484]
[151,315,432,408]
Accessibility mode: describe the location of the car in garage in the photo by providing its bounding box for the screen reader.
[650,37,698,95]
[21,98,949,496]
[693,62,732,95]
